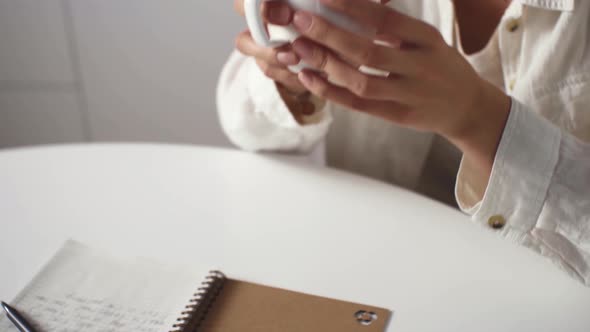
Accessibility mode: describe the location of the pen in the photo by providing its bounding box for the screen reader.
[1,301,38,332]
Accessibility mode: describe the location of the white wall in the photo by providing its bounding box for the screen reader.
[0,0,243,148]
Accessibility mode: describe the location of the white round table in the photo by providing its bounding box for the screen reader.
[0,144,588,332]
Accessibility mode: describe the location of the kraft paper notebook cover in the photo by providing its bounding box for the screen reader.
[0,241,392,332]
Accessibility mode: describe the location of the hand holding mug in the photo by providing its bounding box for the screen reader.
[234,0,316,122]
[284,0,511,178]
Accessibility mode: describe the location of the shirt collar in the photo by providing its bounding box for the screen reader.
[517,0,574,11]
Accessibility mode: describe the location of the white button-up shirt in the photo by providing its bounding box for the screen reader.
[217,0,590,286]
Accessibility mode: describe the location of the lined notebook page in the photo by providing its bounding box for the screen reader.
[0,240,203,332]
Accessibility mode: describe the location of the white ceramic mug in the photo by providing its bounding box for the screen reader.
[244,0,389,76]
[245,0,374,73]
[244,0,364,47]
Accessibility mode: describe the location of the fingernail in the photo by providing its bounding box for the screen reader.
[277,52,299,65]
[292,40,314,60]
[293,11,312,31]
[298,71,314,86]
[268,5,291,24]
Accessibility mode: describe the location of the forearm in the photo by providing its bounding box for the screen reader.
[455,98,590,286]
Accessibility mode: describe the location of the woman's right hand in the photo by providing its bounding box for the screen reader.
[234,0,319,123]
[234,0,305,93]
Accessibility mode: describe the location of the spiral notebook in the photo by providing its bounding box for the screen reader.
[0,241,392,332]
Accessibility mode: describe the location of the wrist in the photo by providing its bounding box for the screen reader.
[276,82,325,125]
[448,82,512,175]
[276,82,310,100]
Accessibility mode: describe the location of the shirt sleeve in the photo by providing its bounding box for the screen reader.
[216,50,332,154]
[456,98,590,286]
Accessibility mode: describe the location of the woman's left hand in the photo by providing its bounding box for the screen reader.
[281,0,512,173]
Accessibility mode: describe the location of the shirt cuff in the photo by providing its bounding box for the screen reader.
[231,60,332,153]
[455,98,561,240]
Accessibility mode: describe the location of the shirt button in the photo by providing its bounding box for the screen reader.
[488,215,507,229]
[506,18,521,32]
[509,78,517,91]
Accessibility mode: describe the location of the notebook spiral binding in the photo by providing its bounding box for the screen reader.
[171,270,226,332]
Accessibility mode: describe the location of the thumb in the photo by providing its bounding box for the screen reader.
[234,0,245,16]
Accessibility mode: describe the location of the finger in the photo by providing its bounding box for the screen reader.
[292,11,417,74]
[318,0,443,47]
[263,1,294,25]
[234,0,244,16]
[292,39,412,102]
[236,30,286,66]
[256,59,307,94]
[298,70,411,123]
[276,51,300,66]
